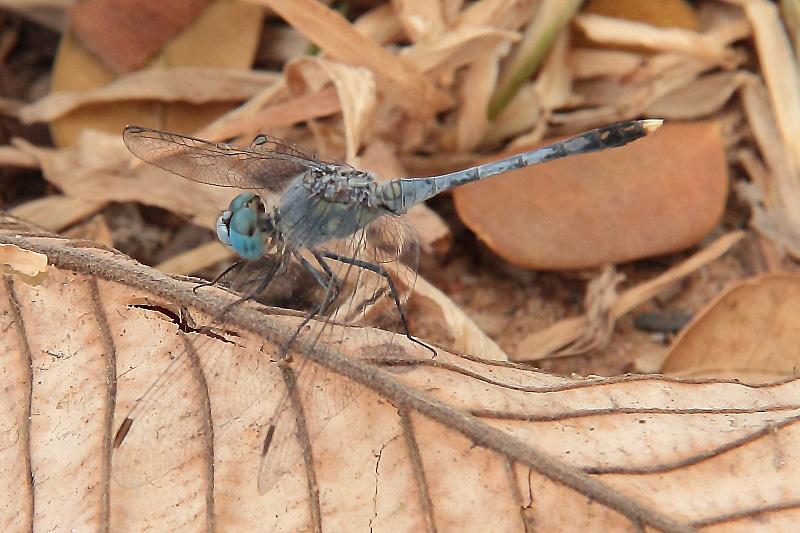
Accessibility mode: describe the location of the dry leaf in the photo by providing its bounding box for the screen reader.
[285,58,376,163]
[391,0,446,43]
[13,131,232,230]
[0,145,39,169]
[19,68,279,123]
[743,1,800,179]
[569,48,646,81]
[574,13,734,65]
[9,195,104,233]
[402,26,518,81]
[644,70,750,120]
[197,86,342,143]
[5,217,800,532]
[663,273,800,381]
[453,121,728,270]
[255,0,451,118]
[583,0,700,31]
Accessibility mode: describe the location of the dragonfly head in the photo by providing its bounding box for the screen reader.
[216,193,268,259]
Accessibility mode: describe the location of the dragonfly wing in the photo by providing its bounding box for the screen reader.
[250,133,321,162]
[123,126,319,192]
[112,334,213,488]
[112,255,288,488]
[256,213,420,492]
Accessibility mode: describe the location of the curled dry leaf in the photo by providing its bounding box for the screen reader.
[0,243,49,285]
[574,13,735,66]
[19,68,280,124]
[743,1,800,174]
[452,121,728,270]
[256,0,451,118]
[3,218,800,532]
[402,26,519,81]
[738,72,800,260]
[285,58,377,163]
[663,273,800,382]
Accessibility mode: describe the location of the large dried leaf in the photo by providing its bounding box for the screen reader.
[3,218,800,531]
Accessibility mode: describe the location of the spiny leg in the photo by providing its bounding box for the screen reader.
[310,250,343,316]
[192,259,245,294]
[240,254,288,302]
[201,253,288,335]
[320,250,437,357]
[280,250,343,357]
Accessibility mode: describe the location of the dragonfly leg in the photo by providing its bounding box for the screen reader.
[310,250,343,316]
[295,251,341,313]
[205,253,287,331]
[320,250,437,357]
[192,259,245,294]
[279,251,343,358]
[240,254,288,302]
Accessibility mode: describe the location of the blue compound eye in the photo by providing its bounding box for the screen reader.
[229,192,256,212]
[228,206,265,259]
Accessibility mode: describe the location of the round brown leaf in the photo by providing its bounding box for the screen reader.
[452,121,728,269]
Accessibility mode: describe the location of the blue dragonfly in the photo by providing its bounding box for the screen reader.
[112,119,662,493]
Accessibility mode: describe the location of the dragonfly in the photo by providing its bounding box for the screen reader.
[112,118,662,493]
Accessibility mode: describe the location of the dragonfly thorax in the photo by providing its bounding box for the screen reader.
[303,166,381,206]
[274,167,393,248]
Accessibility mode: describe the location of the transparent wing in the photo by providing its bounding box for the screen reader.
[256,212,420,493]
[123,126,324,193]
[111,253,290,488]
[249,133,320,161]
